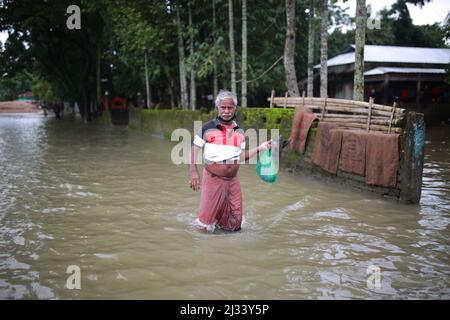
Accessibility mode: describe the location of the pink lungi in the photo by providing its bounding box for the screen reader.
[196,168,243,232]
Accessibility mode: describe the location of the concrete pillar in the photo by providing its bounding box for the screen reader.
[399,112,425,203]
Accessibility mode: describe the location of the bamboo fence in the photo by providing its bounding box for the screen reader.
[268,92,405,134]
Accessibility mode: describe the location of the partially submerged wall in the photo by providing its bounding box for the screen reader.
[281,113,425,203]
[135,108,294,139]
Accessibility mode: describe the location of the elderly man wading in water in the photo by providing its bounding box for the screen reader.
[188,90,272,232]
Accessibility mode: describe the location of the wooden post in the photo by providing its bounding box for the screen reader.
[321,96,327,120]
[388,102,397,134]
[366,97,373,131]
[284,91,288,109]
[302,91,305,108]
[270,89,275,108]
[399,112,425,203]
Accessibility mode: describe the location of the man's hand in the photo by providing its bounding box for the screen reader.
[189,170,201,191]
[259,139,272,152]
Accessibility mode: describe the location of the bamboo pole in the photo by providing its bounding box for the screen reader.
[270,100,405,116]
[322,117,400,126]
[268,97,405,112]
[270,89,275,109]
[322,114,388,120]
[269,97,405,113]
[388,102,397,134]
[284,91,288,109]
[274,102,405,118]
[321,121,403,133]
[367,97,373,131]
[321,96,327,120]
[271,102,404,118]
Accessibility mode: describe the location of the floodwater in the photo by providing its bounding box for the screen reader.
[0,113,448,299]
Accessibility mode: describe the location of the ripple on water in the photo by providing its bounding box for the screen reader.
[314,208,351,220]
[93,253,119,261]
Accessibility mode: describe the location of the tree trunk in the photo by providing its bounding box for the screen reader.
[79,40,94,122]
[320,0,328,98]
[188,2,196,110]
[284,0,300,97]
[96,44,101,113]
[80,90,90,123]
[307,0,315,97]
[228,0,237,95]
[176,2,189,109]
[241,0,247,107]
[144,51,153,108]
[169,79,176,109]
[353,0,366,101]
[212,0,218,99]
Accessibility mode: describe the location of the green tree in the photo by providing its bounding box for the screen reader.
[0,0,105,121]
[32,77,57,103]
[0,71,32,101]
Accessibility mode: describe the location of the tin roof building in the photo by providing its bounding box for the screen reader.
[309,45,450,123]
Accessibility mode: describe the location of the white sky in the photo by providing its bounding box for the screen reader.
[335,0,450,25]
[0,31,7,44]
[1,0,449,45]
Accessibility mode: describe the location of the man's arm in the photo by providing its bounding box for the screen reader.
[240,139,272,162]
[189,144,201,191]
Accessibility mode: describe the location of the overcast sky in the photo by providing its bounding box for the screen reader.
[1,0,449,44]
[336,0,450,25]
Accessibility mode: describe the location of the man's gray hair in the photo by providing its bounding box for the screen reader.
[215,90,238,108]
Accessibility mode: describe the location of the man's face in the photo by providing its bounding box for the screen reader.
[218,98,236,121]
